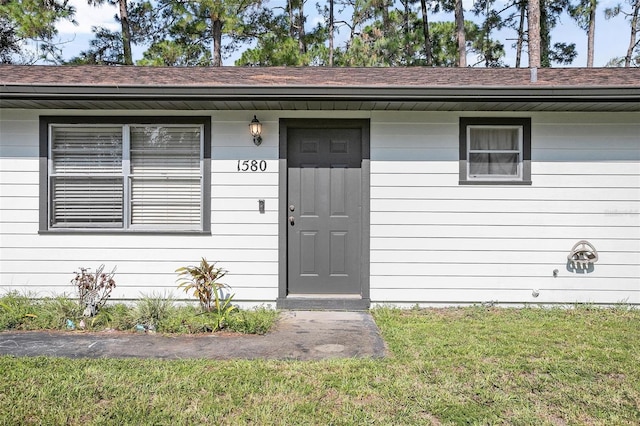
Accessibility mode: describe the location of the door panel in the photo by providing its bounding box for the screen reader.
[287,128,362,295]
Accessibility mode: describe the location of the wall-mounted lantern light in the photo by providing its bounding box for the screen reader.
[249,115,263,146]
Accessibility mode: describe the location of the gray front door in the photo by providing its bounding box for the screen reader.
[287,126,363,295]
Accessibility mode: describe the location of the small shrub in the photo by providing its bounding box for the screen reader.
[71,265,116,317]
[226,306,278,335]
[102,303,135,331]
[33,296,82,330]
[81,303,130,330]
[0,292,38,330]
[176,258,236,331]
[157,305,201,334]
[0,292,277,335]
[132,293,176,330]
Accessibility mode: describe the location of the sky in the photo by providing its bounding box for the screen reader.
[54,0,633,67]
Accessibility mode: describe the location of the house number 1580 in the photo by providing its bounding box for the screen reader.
[237,160,267,172]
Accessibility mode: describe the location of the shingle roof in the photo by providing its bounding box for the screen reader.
[1,65,638,87]
[1,65,639,111]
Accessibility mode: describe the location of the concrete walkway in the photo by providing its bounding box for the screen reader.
[0,311,387,361]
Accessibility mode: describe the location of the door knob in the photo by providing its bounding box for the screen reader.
[289,216,295,225]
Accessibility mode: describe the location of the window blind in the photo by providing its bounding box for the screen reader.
[50,127,123,227]
[129,126,202,227]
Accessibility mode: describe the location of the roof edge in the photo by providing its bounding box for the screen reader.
[3,85,640,100]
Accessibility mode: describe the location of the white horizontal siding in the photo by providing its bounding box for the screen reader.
[371,212,637,227]
[370,276,640,290]
[371,250,639,265]
[369,111,640,306]
[2,109,639,307]
[370,289,639,305]
[1,261,279,276]
[1,234,279,248]
[372,186,640,201]
[371,238,640,253]
[372,199,639,213]
[0,110,280,304]
[371,173,640,188]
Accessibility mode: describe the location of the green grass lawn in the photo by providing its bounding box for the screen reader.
[1,306,638,425]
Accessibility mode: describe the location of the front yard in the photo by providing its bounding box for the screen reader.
[1,306,638,425]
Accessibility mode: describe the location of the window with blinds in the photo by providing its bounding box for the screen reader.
[49,123,203,231]
[130,126,202,228]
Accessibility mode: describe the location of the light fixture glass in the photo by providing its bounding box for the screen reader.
[249,115,262,146]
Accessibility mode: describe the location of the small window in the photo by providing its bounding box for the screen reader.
[459,118,531,185]
[41,117,210,233]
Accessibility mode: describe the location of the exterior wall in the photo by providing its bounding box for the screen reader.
[370,111,640,306]
[0,109,283,305]
[1,109,639,306]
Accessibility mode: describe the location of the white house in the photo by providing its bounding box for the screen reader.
[1,65,638,309]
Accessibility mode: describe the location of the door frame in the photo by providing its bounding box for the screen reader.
[277,118,371,310]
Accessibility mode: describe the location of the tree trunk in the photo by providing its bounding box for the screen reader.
[118,0,133,65]
[528,0,541,67]
[329,0,334,66]
[516,0,526,67]
[420,0,433,66]
[455,0,466,67]
[381,0,390,37]
[288,0,296,38]
[297,2,307,55]
[211,17,222,66]
[540,0,551,67]
[586,0,596,67]
[625,1,639,67]
[404,0,411,62]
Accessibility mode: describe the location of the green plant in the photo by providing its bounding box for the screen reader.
[101,303,135,331]
[33,296,82,330]
[0,291,38,330]
[155,304,201,333]
[226,306,278,335]
[70,265,116,317]
[176,258,236,330]
[132,292,176,330]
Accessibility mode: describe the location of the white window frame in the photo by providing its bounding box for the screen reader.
[44,118,209,233]
[48,124,125,229]
[459,117,532,186]
[466,125,523,182]
[126,124,204,231]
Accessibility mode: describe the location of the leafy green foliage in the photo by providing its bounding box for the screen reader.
[133,0,262,66]
[31,296,82,329]
[333,12,505,67]
[236,10,329,66]
[0,291,38,329]
[0,0,76,63]
[176,258,237,331]
[0,16,21,62]
[137,39,212,66]
[95,303,134,330]
[0,292,82,330]
[226,305,279,335]
[131,292,175,330]
[0,292,276,334]
[176,259,229,309]
[66,26,125,65]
